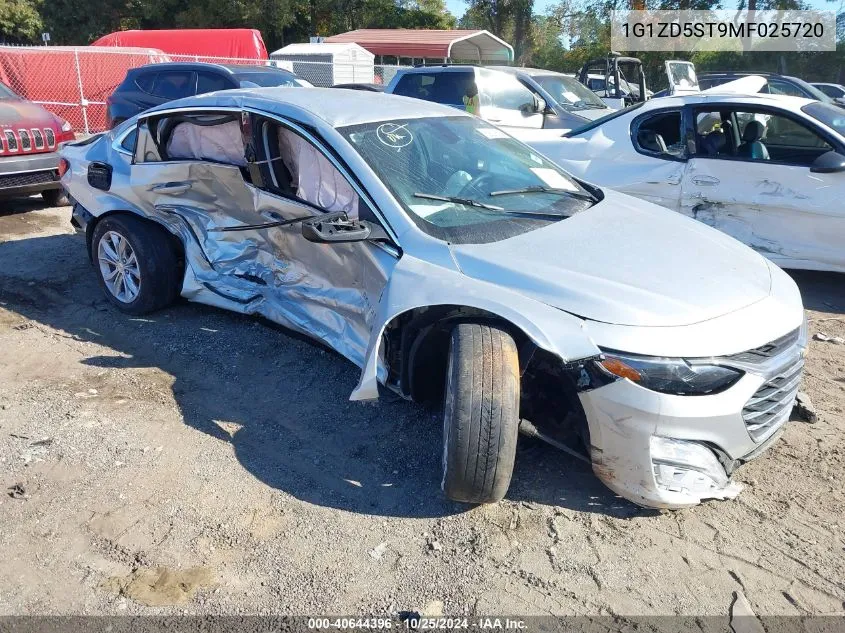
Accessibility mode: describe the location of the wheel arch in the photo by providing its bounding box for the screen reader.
[384,304,536,403]
[86,208,185,267]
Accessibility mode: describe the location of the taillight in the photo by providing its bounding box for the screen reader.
[58,158,69,177]
[54,117,75,143]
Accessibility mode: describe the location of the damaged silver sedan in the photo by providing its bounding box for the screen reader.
[60,88,807,508]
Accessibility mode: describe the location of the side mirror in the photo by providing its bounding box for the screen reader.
[302,214,376,243]
[810,150,845,174]
[521,96,546,116]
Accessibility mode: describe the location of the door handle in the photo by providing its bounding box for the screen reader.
[692,175,720,186]
[152,182,192,195]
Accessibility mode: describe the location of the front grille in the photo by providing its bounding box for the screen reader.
[0,170,57,190]
[742,357,804,442]
[728,327,799,363]
[45,128,55,148]
[32,129,44,150]
[18,130,31,151]
[5,130,18,152]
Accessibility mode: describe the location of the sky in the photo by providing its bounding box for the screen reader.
[443,0,843,20]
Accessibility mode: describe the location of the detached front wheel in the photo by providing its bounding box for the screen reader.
[442,323,520,504]
[92,215,181,315]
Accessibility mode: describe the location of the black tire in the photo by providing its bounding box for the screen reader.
[41,188,69,206]
[442,323,520,504]
[92,214,181,315]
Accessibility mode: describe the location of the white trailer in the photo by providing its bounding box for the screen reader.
[269,42,375,87]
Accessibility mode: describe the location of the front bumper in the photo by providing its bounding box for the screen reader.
[578,332,806,509]
[0,152,62,196]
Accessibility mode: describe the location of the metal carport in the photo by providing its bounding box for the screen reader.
[324,29,514,63]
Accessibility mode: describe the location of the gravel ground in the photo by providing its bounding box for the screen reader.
[0,198,843,617]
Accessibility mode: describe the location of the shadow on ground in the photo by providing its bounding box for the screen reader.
[21,231,844,518]
[788,270,845,315]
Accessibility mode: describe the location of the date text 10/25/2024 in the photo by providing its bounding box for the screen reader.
[307,618,528,630]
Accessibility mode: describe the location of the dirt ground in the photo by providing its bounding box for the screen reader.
[0,198,843,617]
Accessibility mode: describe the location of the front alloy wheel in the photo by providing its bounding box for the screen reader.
[98,230,142,304]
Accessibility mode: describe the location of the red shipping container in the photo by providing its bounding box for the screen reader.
[91,29,269,61]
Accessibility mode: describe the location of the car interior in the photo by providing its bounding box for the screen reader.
[142,112,361,218]
[694,108,833,166]
[635,111,685,157]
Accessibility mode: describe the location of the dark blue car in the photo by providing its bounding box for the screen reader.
[106,62,310,128]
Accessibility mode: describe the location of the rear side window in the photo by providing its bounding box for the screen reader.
[632,110,685,158]
[393,71,474,106]
[698,77,723,90]
[235,72,298,88]
[763,79,805,98]
[197,71,230,93]
[120,128,138,153]
[134,72,156,94]
[150,71,196,99]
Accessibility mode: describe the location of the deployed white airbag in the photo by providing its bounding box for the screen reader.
[167,120,247,166]
[278,128,359,217]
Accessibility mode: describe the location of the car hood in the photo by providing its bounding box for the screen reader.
[449,190,773,327]
[0,99,57,128]
[567,106,611,121]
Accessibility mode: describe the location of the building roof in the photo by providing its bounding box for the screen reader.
[324,29,513,62]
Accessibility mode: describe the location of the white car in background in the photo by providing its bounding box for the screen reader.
[526,92,845,272]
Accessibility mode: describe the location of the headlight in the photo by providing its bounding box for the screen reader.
[598,351,742,396]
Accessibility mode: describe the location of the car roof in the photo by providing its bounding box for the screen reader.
[147,86,470,128]
[133,62,293,75]
[487,66,571,78]
[398,65,480,74]
[641,92,816,109]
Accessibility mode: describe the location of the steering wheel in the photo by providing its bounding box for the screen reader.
[457,172,497,199]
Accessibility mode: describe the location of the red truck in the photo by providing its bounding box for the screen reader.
[0,81,75,205]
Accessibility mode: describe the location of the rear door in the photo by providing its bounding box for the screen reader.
[680,104,845,271]
[617,107,689,210]
[128,109,272,282]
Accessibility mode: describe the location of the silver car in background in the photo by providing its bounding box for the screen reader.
[60,88,807,509]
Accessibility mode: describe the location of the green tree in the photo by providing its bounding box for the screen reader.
[0,0,43,43]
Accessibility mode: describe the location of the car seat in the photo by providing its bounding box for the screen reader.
[637,129,668,154]
[738,120,769,160]
[700,130,726,156]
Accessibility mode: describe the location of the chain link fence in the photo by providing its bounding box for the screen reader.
[0,45,409,135]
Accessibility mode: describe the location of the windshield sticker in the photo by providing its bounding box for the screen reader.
[376,123,413,148]
[562,90,580,103]
[478,128,508,140]
[530,168,578,191]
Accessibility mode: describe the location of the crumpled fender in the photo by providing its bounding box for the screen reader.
[350,254,600,401]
